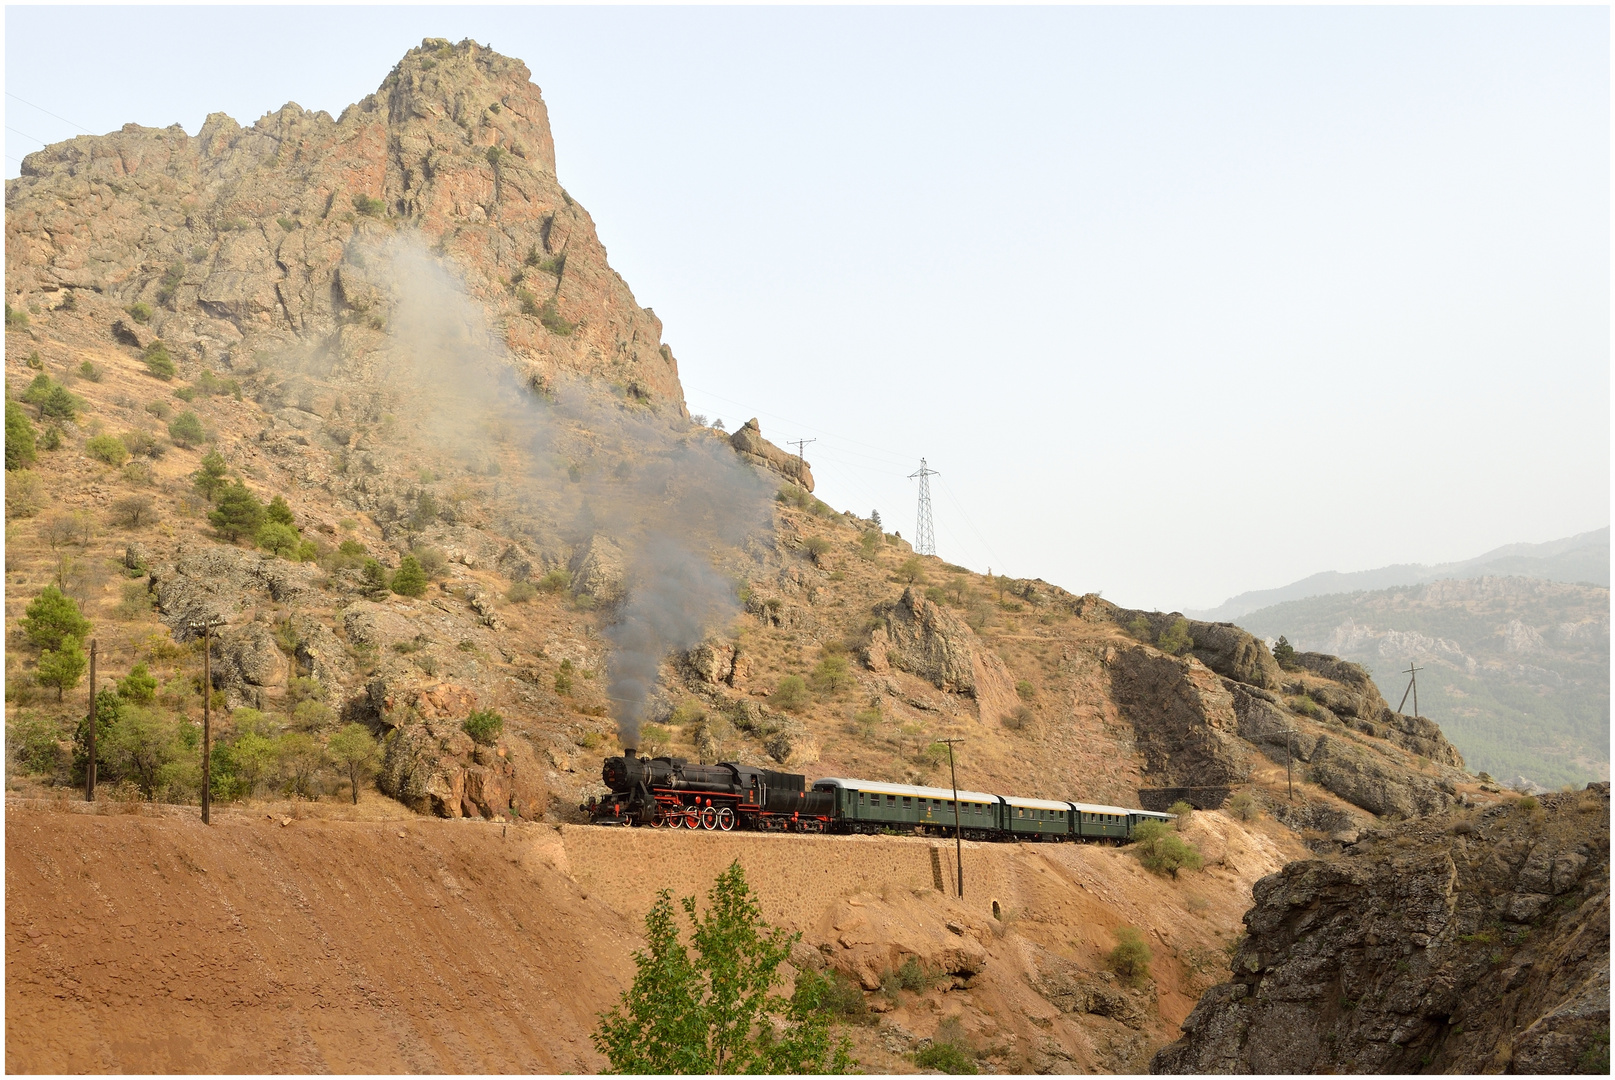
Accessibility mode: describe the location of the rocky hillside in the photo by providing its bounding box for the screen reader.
[1236,576,1610,790]
[5,38,1470,841]
[1152,782,1610,1074]
[9,36,1599,1077]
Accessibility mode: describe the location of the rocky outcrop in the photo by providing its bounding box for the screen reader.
[729,418,813,491]
[727,698,818,766]
[1107,646,1250,788]
[1295,651,1464,768]
[6,38,686,413]
[868,587,1020,724]
[378,714,546,820]
[1152,784,1610,1075]
[570,534,626,606]
[149,544,321,636]
[211,621,288,709]
[1115,608,1281,690]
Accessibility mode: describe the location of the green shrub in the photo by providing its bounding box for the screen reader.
[638,723,671,758]
[119,429,163,459]
[352,193,387,217]
[8,712,63,774]
[1126,615,1153,641]
[39,425,62,451]
[390,554,429,597]
[22,373,82,421]
[914,1018,977,1074]
[538,298,575,335]
[167,410,204,447]
[1130,820,1204,879]
[6,468,43,516]
[6,399,37,469]
[77,360,102,382]
[117,662,158,705]
[359,558,390,598]
[896,556,926,584]
[895,956,937,992]
[462,709,505,745]
[256,521,301,557]
[803,535,831,564]
[37,635,89,701]
[155,261,185,304]
[1272,635,1298,669]
[127,302,153,324]
[143,341,176,380]
[1107,926,1153,986]
[1157,617,1194,656]
[554,661,573,695]
[265,495,295,526]
[537,568,571,593]
[277,217,297,232]
[1015,679,1036,702]
[85,433,131,466]
[517,288,541,316]
[5,303,30,328]
[811,654,851,693]
[192,449,230,500]
[1227,790,1259,821]
[1517,796,1540,812]
[507,579,538,603]
[858,529,881,560]
[773,675,809,712]
[1289,695,1321,719]
[208,481,266,540]
[1168,799,1195,826]
[22,585,92,650]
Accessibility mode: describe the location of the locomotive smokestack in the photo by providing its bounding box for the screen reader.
[624,747,636,759]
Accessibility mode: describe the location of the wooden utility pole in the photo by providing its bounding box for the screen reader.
[84,639,97,802]
[190,617,224,824]
[1286,728,1295,801]
[940,738,965,899]
[1398,662,1423,718]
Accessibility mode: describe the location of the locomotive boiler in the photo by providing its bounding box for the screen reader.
[586,748,835,831]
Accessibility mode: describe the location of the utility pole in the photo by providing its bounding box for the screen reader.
[84,639,97,802]
[1286,728,1295,801]
[908,458,939,557]
[190,616,225,824]
[940,737,965,899]
[786,438,816,485]
[1398,662,1423,718]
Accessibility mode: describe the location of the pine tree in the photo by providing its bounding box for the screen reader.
[21,585,92,650]
[192,450,230,501]
[37,635,88,701]
[593,861,855,1074]
[117,662,158,705]
[6,397,37,470]
[390,554,428,597]
[265,494,296,526]
[208,481,266,540]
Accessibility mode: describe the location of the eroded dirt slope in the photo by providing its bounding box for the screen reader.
[7,800,1300,1074]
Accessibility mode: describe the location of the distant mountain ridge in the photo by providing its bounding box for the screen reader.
[1191,527,1609,622]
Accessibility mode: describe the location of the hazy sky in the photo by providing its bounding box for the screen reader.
[6,5,1608,611]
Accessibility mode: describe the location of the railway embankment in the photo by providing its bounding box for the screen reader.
[7,798,1298,1073]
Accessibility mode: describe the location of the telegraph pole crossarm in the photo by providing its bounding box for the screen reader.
[786,437,816,484]
[189,615,226,824]
[1398,662,1423,718]
[940,737,966,898]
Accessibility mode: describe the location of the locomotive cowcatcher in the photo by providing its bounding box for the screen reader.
[583,749,835,832]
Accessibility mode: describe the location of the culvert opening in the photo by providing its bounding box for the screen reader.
[992,899,1001,920]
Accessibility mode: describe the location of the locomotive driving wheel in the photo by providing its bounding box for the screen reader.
[666,810,683,828]
[716,807,735,831]
[684,808,701,830]
[700,806,719,831]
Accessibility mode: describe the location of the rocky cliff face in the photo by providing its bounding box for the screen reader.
[1152,783,1610,1074]
[6,37,684,411]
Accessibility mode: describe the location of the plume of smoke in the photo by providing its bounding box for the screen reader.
[373,234,775,746]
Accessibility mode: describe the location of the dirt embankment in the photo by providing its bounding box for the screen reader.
[7,800,1298,1074]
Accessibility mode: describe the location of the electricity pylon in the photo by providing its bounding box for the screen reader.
[908,458,938,556]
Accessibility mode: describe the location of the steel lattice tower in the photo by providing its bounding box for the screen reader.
[909,458,939,556]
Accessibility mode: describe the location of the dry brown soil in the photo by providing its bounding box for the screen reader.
[6,798,1300,1074]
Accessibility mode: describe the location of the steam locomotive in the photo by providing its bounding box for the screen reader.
[583,749,1175,841]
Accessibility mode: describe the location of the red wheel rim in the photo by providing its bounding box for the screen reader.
[701,807,718,831]
[685,810,701,829]
[717,807,735,831]
[667,812,682,828]
[650,813,664,828]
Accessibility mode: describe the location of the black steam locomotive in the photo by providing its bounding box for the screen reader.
[584,748,834,832]
[583,750,1175,841]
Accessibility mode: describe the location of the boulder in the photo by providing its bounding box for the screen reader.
[378,714,547,820]
[729,418,814,491]
[211,622,288,709]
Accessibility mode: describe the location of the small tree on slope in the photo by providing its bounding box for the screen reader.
[592,860,855,1074]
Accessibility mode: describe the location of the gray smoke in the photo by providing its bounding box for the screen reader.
[373,235,775,746]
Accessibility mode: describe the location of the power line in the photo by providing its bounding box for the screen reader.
[5,92,97,134]
[5,125,50,146]
[938,475,1009,577]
